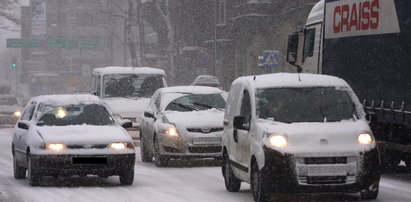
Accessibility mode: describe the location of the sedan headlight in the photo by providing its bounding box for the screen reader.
[110,143,127,150]
[46,143,65,151]
[165,128,178,136]
[14,111,22,117]
[358,133,373,145]
[268,134,288,148]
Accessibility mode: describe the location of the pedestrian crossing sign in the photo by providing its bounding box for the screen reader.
[259,50,280,68]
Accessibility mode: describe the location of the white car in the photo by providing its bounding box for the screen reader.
[222,73,380,202]
[140,86,226,167]
[12,94,136,186]
[0,95,23,125]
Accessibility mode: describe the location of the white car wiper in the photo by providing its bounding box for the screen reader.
[192,102,223,111]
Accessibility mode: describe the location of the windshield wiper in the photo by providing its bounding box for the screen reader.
[192,102,223,111]
[319,88,327,122]
[170,102,198,111]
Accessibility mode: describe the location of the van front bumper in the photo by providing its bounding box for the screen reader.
[261,146,381,193]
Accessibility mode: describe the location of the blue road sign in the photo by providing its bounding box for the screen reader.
[259,50,280,68]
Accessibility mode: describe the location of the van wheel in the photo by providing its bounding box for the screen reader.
[119,167,134,185]
[251,163,270,202]
[27,154,41,186]
[360,179,379,200]
[154,139,168,167]
[223,153,241,192]
[13,154,26,179]
[140,132,153,162]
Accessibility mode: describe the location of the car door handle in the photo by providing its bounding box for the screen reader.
[233,130,238,143]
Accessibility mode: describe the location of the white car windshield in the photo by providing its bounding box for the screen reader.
[165,94,225,112]
[256,87,358,123]
[103,74,164,98]
[37,103,116,126]
[0,97,18,105]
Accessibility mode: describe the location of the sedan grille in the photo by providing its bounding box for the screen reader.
[0,111,14,115]
[187,128,223,133]
[67,144,108,149]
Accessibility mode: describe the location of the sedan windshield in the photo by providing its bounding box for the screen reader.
[37,104,115,126]
[256,87,358,123]
[0,97,18,105]
[103,74,164,98]
[165,94,225,112]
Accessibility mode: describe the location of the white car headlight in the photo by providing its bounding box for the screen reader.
[14,111,22,117]
[358,133,374,145]
[268,134,288,148]
[110,143,127,150]
[46,143,66,151]
[165,128,178,136]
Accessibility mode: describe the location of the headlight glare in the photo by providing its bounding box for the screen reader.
[268,134,288,148]
[14,111,22,117]
[165,128,178,136]
[46,143,65,151]
[110,143,127,150]
[358,133,373,145]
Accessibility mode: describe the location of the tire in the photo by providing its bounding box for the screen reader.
[360,179,379,200]
[13,154,26,179]
[250,162,270,202]
[27,154,41,186]
[154,139,168,167]
[222,153,241,192]
[140,132,153,162]
[119,167,134,185]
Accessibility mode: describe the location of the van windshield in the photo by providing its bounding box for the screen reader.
[256,87,358,123]
[103,74,164,98]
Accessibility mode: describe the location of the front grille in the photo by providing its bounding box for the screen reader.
[306,176,347,184]
[67,144,108,149]
[305,157,347,164]
[189,146,222,153]
[72,157,108,165]
[187,128,223,133]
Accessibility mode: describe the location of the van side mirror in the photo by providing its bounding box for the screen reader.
[17,121,29,130]
[144,111,156,120]
[233,116,248,130]
[287,32,299,66]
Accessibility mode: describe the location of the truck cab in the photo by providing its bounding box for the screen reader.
[91,66,167,132]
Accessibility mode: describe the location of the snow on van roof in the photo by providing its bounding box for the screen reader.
[30,94,101,106]
[235,73,350,89]
[93,66,165,75]
[307,0,324,25]
[160,86,223,94]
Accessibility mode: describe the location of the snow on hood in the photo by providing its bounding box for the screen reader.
[258,119,375,156]
[103,97,150,121]
[36,125,132,145]
[164,109,224,128]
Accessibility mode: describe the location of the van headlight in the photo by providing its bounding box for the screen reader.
[46,143,66,151]
[358,133,374,145]
[268,134,288,148]
[164,128,178,136]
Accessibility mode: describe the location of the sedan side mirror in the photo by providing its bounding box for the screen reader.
[17,122,29,130]
[144,111,155,119]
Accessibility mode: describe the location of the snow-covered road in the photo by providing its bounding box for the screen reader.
[1,128,410,202]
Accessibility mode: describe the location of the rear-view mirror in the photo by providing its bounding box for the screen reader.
[287,32,299,66]
[17,121,29,130]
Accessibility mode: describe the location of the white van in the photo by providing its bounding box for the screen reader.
[91,66,167,131]
[222,73,380,202]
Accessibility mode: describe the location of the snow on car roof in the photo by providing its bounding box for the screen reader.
[29,94,101,106]
[160,86,223,94]
[235,73,350,89]
[93,66,165,76]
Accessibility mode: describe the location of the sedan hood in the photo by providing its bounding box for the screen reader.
[164,109,224,128]
[103,97,150,122]
[36,125,132,145]
[258,119,375,155]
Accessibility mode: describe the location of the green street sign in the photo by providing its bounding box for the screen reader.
[6,38,99,49]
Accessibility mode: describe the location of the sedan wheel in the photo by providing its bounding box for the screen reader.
[250,163,270,202]
[154,139,168,167]
[223,153,241,192]
[13,155,26,179]
[360,179,379,200]
[119,167,134,185]
[27,154,41,186]
[140,132,153,162]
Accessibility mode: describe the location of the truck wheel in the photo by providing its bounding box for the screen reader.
[119,167,134,185]
[222,153,241,192]
[251,162,270,202]
[154,139,168,167]
[13,155,26,179]
[27,154,41,186]
[140,132,153,162]
[360,179,379,200]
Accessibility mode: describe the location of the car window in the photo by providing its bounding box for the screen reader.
[165,94,225,112]
[240,90,251,126]
[103,74,164,98]
[21,104,35,121]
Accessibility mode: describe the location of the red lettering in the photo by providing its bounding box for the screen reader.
[361,1,370,30]
[341,5,350,32]
[370,0,379,29]
[358,2,362,30]
[334,6,341,33]
[350,3,358,31]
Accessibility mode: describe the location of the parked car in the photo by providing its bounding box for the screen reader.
[140,86,226,167]
[12,94,135,186]
[0,95,23,126]
[191,75,221,88]
[222,73,380,202]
